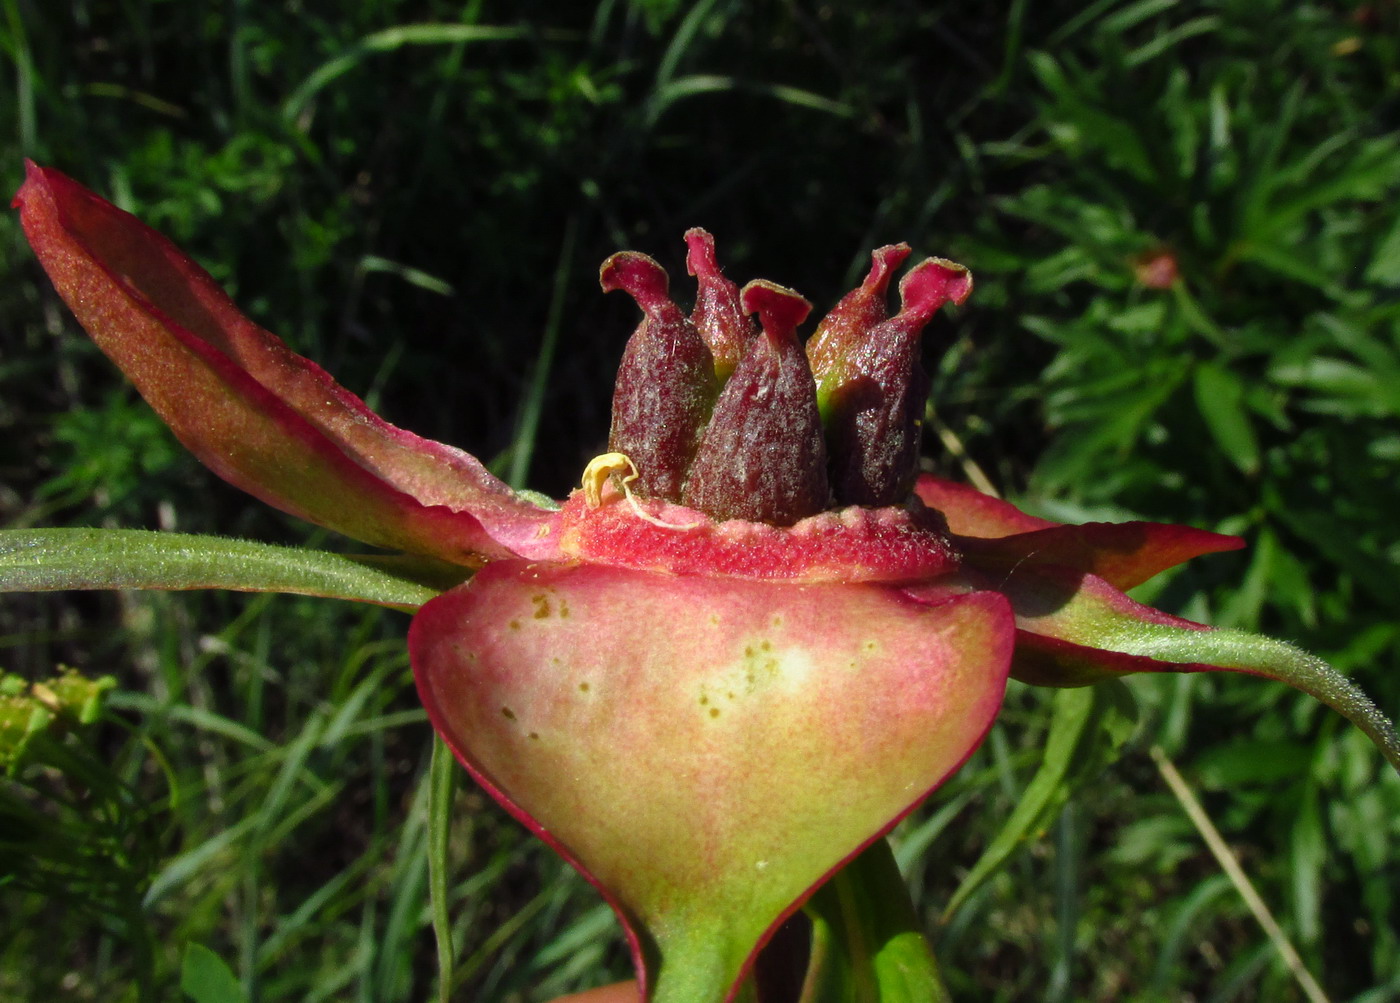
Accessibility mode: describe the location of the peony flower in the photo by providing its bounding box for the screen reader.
[9,163,1397,1002]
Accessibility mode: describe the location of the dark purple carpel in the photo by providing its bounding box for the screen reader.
[824,258,973,507]
[602,251,719,502]
[682,280,829,526]
[685,227,756,383]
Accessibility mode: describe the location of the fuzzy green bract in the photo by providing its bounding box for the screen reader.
[7,162,1398,1002]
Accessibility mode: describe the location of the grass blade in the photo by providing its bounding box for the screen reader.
[429,738,458,1003]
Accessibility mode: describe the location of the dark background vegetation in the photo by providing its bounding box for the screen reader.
[2,1,1398,1000]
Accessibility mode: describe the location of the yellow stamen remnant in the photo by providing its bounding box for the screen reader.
[580,452,703,530]
[582,451,638,508]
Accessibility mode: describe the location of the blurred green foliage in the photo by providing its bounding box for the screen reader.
[1,0,1397,1000]
[949,7,1400,997]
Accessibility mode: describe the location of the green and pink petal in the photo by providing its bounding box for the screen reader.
[411,562,1015,1002]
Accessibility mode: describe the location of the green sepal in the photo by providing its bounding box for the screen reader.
[0,528,468,610]
[1005,567,1400,776]
[801,839,949,1003]
[1123,625,1400,776]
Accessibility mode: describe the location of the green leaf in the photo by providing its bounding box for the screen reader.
[942,681,1137,920]
[1266,486,1400,607]
[1193,362,1260,474]
[645,74,853,128]
[281,24,529,123]
[428,738,458,1003]
[1363,212,1400,286]
[1122,16,1220,69]
[181,943,248,1003]
[1192,739,1311,789]
[1270,357,1400,418]
[0,528,469,609]
[803,840,950,1003]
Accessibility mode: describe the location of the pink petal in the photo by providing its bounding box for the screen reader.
[913,474,1057,537]
[411,561,1013,1000]
[14,164,558,563]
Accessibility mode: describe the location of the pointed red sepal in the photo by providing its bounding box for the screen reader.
[14,163,558,564]
[913,474,1058,537]
[411,561,1014,1002]
[912,475,1243,588]
[963,521,1245,590]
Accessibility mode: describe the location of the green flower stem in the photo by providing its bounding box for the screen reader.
[0,528,469,609]
[802,839,949,1003]
[646,919,753,1003]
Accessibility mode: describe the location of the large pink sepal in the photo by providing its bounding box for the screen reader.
[14,163,558,564]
